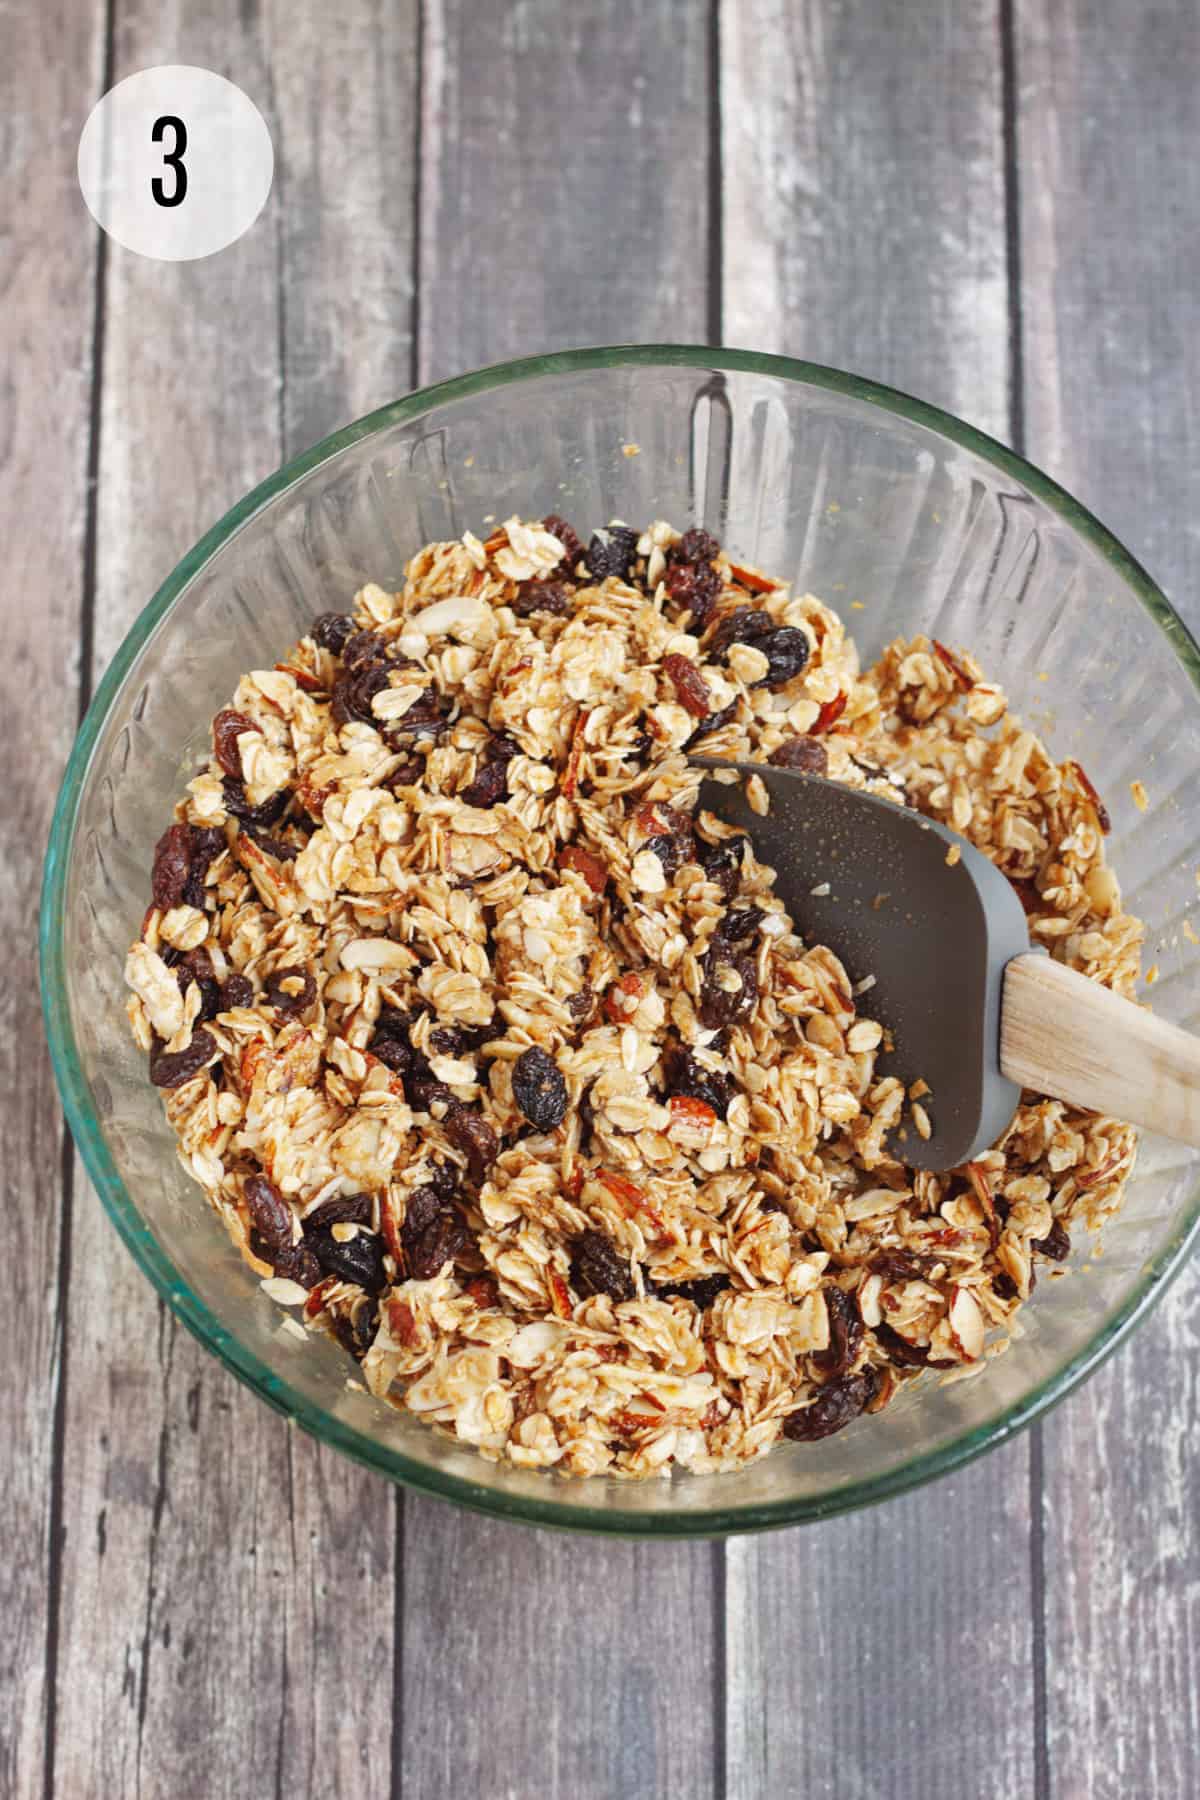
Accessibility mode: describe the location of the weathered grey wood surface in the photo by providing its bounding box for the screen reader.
[3,1,1199,1796]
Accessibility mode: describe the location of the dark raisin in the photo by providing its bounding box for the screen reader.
[461,757,509,809]
[408,1075,454,1112]
[676,527,721,564]
[272,1239,322,1289]
[222,778,289,830]
[213,709,258,779]
[709,606,774,656]
[543,514,585,574]
[332,661,390,728]
[385,689,452,744]
[512,1046,568,1131]
[873,1322,952,1368]
[219,972,254,1011]
[307,1224,388,1293]
[428,1023,487,1059]
[566,988,596,1029]
[654,1272,730,1310]
[443,1102,499,1184]
[782,1368,879,1442]
[585,526,638,583]
[769,736,828,775]
[244,1174,293,1252]
[241,828,300,863]
[371,1008,419,1074]
[870,1249,927,1283]
[661,1045,732,1119]
[685,701,738,746]
[758,628,811,687]
[993,1272,1019,1301]
[152,823,194,911]
[698,944,758,1029]
[331,1294,380,1361]
[578,1079,598,1145]
[812,1286,864,1377]
[175,946,222,1021]
[311,612,357,653]
[182,826,227,909]
[264,964,316,1018]
[1034,1220,1070,1262]
[512,579,571,618]
[304,1192,373,1234]
[149,1029,216,1089]
[571,1228,635,1302]
[342,628,389,671]
[717,906,765,944]
[643,833,691,878]
[664,560,722,629]
[389,757,426,790]
[696,835,748,901]
[401,1186,473,1280]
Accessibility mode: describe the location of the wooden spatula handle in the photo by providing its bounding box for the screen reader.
[1000,953,1200,1147]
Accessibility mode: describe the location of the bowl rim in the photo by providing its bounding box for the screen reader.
[40,342,1200,1536]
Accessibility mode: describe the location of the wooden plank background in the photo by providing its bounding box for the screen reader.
[2,1,1198,1795]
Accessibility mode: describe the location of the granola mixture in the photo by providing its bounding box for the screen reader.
[125,517,1141,1477]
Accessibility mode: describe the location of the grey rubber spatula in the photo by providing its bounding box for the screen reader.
[693,760,1200,1172]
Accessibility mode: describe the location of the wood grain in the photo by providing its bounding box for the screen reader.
[402,7,719,1798]
[50,3,416,1795]
[719,5,1035,1797]
[1017,4,1200,1795]
[0,3,106,1794]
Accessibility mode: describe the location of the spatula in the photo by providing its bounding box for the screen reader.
[691,760,1200,1171]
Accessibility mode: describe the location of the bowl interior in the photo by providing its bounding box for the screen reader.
[43,349,1200,1532]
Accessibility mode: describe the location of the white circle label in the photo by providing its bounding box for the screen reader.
[78,66,273,261]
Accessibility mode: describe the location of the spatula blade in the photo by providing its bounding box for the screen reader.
[692,762,1033,1171]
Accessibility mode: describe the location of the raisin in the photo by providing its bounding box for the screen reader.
[242,828,300,863]
[175,946,222,1021]
[443,1102,499,1184]
[461,757,509,809]
[577,1079,598,1145]
[244,1174,293,1252]
[686,701,738,745]
[401,1186,473,1280]
[332,1294,380,1361]
[993,1272,1019,1301]
[219,972,254,1011]
[873,1322,951,1368]
[408,1075,454,1112]
[716,906,765,944]
[643,832,690,877]
[385,689,452,744]
[222,778,289,830]
[812,1285,864,1377]
[182,826,228,909]
[663,653,711,718]
[698,944,758,1029]
[307,1224,387,1293]
[311,612,357,654]
[304,1192,373,1234]
[332,661,390,728]
[661,1045,732,1119]
[389,757,426,790]
[870,1249,927,1284]
[769,736,828,774]
[566,988,597,1029]
[212,709,258,779]
[758,628,811,687]
[585,526,638,583]
[371,1011,416,1074]
[149,1029,216,1089]
[571,1229,635,1302]
[429,1022,491,1058]
[264,964,316,1018]
[512,1046,568,1131]
[782,1369,879,1442]
[273,1240,322,1289]
[664,560,722,629]
[1034,1220,1070,1262]
[543,514,584,574]
[342,629,389,671]
[512,579,571,617]
[151,823,194,911]
[676,527,721,564]
[654,1272,730,1310]
[696,835,748,901]
[709,606,774,656]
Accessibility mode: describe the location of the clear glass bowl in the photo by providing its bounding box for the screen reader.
[41,347,1200,1535]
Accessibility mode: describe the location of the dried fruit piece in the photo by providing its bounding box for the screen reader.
[869,1249,927,1284]
[149,1029,216,1089]
[512,1046,568,1131]
[812,1285,864,1377]
[213,709,259,779]
[654,1272,730,1310]
[663,653,711,719]
[307,1223,387,1293]
[174,946,222,1021]
[222,778,289,830]
[542,513,584,574]
[303,1192,373,1234]
[401,1185,474,1280]
[460,757,509,809]
[244,1174,293,1251]
[782,1368,879,1441]
[444,1102,499,1184]
[664,560,722,627]
[769,736,828,775]
[873,1322,951,1369]
[699,943,758,1029]
[219,972,254,1011]
[311,612,357,653]
[662,1045,733,1118]
[696,834,748,900]
[676,527,721,564]
[332,660,391,728]
[570,1228,635,1302]
[584,526,638,583]
[1033,1219,1070,1261]
[264,964,316,1017]
[512,579,571,617]
[151,823,194,911]
[273,1240,322,1289]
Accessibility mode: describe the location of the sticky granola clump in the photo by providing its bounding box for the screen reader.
[124,515,1142,1480]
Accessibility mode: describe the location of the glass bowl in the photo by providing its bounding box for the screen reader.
[41,346,1200,1536]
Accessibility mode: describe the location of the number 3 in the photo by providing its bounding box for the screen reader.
[151,115,187,208]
